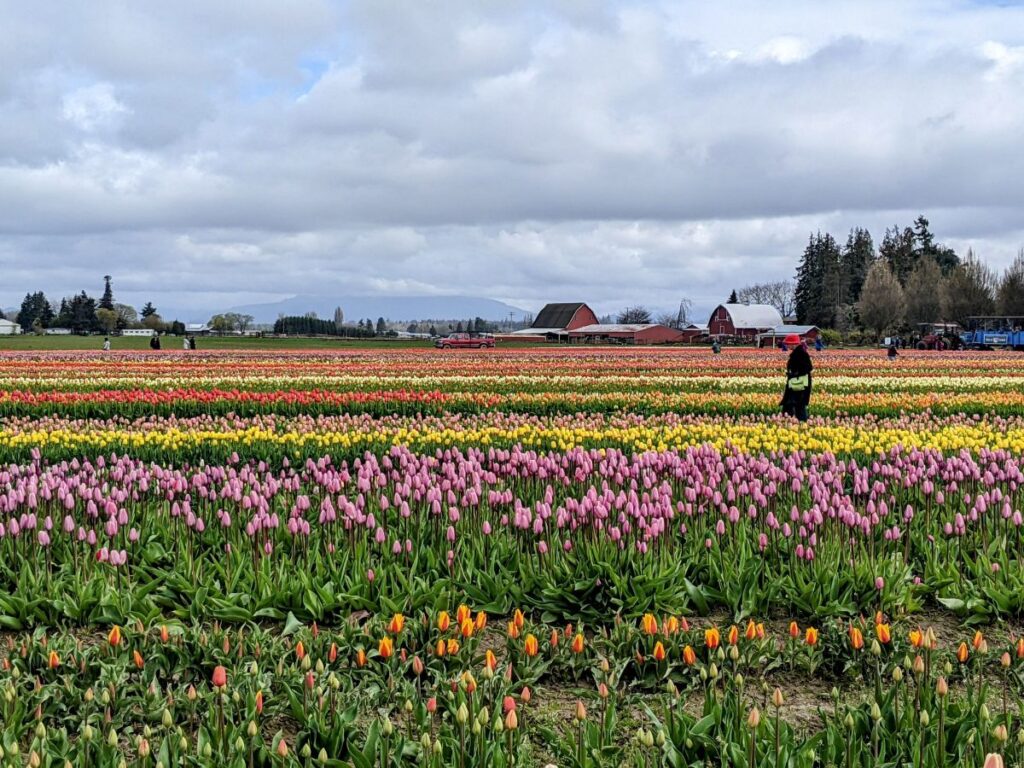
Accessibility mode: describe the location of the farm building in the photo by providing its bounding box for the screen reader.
[707,303,784,339]
[0,318,21,335]
[508,302,599,342]
[679,323,709,342]
[568,323,685,345]
[44,328,72,335]
[756,325,820,348]
[122,328,156,337]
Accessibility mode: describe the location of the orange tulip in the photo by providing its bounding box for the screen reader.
[957,642,969,664]
[133,650,144,669]
[641,614,658,636]
[745,621,757,641]
[909,629,923,648]
[475,611,488,631]
[437,611,451,632]
[571,634,585,654]
[788,621,799,639]
[1016,637,1024,659]
[875,623,891,644]
[874,611,884,626]
[159,625,169,643]
[355,648,367,667]
[47,651,60,670]
[756,623,766,640]
[295,640,306,661]
[435,639,446,658]
[805,628,818,647]
[463,671,478,694]
[212,665,227,688]
[255,689,264,715]
[460,619,474,639]
[108,625,122,648]
[849,626,864,651]
[972,631,984,651]
[680,617,690,632]
[412,656,424,676]
[549,629,560,648]
[524,634,539,657]
[328,642,338,663]
[388,613,405,635]
[704,627,720,649]
[682,645,697,665]
[446,639,460,655]
[378,637,394,660]
[727,625,739,646]
[276,739,288,758]
[456,605,471,625]
[513,609,525,630]
[507,621,520,639]
[653,642,666,662]
[484,649,497,673]
[665,616,680,635]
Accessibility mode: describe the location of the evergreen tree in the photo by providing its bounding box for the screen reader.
[140,302,157,319]
[728,289,738,304]
[904,256,944,328]
[100,276,115,311]
[840,228,875,306]
[912,215,959,276]
[376,317,387,335]
[879,226,917,285]
[997,250,1024,316]
[17,292,54,330]
[67,292,99,334]
[56,298,72,328]
[455,321,464,333]
[794,232,842,327]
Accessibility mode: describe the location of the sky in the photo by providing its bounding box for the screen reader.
[2,0,1024,320]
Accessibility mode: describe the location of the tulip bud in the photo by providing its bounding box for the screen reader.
[301,743,312,759]
[107,728,119,747]
[404,700,414,714]
[728,646,739,661]
[920,710,929,726]
[870,640,882,657]
[771,688,784,708]
[457,704,469,725]
[178,736,188,752]
[202,743,212,758]
[1001,652,1011,669]
[936,677,948,698]
[892,668,903,683]
[708,663,718,680]
[844,713,855,730]
[318,749,328,764]
[871,703,882,722]
[574,700,587,722]
[83,725,94,743]
[35,722,46,740]
[994,725,1009,743]
[28,753,41,768]
[247,721,258,738]
[735,673,745,689]
[432,739,442,756]
[656,730,666,747]
[139,739,151,758]
[980,704,991,723]
[747,707,761,729]
[275,739,288,758]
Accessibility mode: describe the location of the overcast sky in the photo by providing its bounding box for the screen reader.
[2,0,1023,318]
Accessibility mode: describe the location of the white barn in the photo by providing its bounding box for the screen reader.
[0,319,21,335]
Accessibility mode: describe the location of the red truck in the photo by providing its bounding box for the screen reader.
[434,333,495,349]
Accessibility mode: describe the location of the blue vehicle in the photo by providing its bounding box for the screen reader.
[961,316,1024,350]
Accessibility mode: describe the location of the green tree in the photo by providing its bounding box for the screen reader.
[100,275,115,310]
[840,228,875,306]
[794,232,842,327]
[140,302,158,319]
[17,292,53,329]
[857,261,905,337]
[997,250,1024,316]
[913,215,959,275]
[941,249,996,325]
[880,225,917,285]
[904,257,944,328]
[376,317,387,335]
[96,308,118,335]
[727,289,738,303]
[114,303,137,330]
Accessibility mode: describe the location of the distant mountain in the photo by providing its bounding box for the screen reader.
[224,295,529,324]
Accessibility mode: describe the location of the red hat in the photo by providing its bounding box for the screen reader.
[783,334,802,345]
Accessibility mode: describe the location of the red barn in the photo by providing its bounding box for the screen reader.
[508,302,599,341]
[707,303,784,339]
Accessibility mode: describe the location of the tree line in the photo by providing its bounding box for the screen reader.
[794,216,1024,335]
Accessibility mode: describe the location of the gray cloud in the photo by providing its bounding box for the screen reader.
[2,0,1023,318]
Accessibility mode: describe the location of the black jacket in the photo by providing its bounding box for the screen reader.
[783,346,813,406]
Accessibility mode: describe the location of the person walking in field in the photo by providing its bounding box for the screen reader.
[711,340,721,354]
[102,337,111,351]
[183,335,191,350]
[780,334,812,422]
[814,336,824,352]
[888,342,899,361]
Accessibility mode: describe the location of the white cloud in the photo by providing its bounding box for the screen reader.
[61,82,129,132]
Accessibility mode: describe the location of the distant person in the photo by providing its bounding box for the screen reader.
[183,335,191,350]
[711,340,721,354]
[779,341,787,352]
[189,335,197,350]
[102,337,111,351]
[149,335,160,350]
[781,342,812,422]
[814,336,824,352]
[888,342,899,361]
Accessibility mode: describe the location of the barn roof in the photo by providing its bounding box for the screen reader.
[759,325,818,336]
[532,303,590,329]
[0,318,18,327]
[717,303,783,329]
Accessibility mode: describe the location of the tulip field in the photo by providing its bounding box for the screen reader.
[3,347,1024,766]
